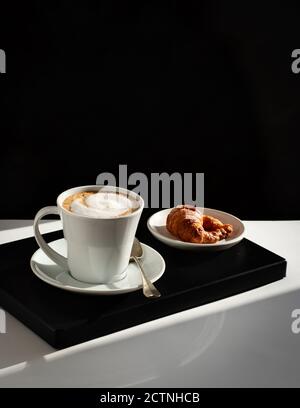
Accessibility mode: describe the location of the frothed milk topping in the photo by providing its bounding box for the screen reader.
[62,191,137,218]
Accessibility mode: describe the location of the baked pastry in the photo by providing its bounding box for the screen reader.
[166,205,233,244]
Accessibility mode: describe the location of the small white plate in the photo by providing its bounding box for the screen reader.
[147,208,245,251]
[30,239,165,295]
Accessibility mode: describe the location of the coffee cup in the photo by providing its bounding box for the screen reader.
[33,185,144,284]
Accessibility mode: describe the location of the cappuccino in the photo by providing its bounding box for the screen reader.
[63,190,138,218]
[34,185,144,283]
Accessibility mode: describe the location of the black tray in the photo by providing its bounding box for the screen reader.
[0,219,286,349]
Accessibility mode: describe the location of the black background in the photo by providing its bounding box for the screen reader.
[1,1,299,219]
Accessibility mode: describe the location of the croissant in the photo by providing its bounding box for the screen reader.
[166,205,233,244]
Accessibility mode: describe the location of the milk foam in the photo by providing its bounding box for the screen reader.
[70,192,135,218]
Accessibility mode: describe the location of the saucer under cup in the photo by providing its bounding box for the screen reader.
[31,238,165,295]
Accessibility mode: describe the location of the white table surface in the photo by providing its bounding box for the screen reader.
[0,220,299,387]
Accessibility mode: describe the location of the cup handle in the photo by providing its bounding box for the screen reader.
[33,206,68,270]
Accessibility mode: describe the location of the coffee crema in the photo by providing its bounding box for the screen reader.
[63,191,138,218]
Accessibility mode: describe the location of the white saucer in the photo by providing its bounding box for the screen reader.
[147,208,245,251]
[30,239,165,295]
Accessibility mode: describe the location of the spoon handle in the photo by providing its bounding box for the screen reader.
[133,256,161,298]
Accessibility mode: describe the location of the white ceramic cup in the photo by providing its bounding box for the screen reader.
[33,185,144,284]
